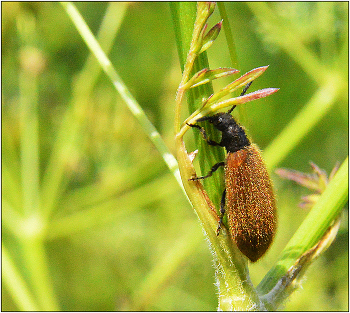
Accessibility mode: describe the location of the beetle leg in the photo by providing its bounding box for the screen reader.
[227,81,253,114]
[217,189,226,235]
[189,161,225,181]
[186,123,221,146]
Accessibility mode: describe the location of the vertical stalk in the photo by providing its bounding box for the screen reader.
[171,3,263,310]
[17,12,59,310]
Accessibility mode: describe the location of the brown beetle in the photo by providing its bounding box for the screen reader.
[188,83,277,262]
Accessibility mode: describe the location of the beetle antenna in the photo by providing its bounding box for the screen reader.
[227,105,237,114]
[240,81,253,97]
[227,81,253,114]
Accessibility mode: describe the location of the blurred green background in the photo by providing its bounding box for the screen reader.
[2,2,348,311]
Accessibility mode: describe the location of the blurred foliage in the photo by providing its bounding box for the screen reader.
[2,2,348,311]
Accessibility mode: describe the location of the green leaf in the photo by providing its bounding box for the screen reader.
[199,20,223,54]
[206,65,269,105]
[185,87,279,125]
[185,67,239,89]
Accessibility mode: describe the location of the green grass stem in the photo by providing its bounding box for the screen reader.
[61,2,181,189]
[258,157,348,294]
[2,244,39,311]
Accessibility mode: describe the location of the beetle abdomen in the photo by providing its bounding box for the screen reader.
[225,144,277,262]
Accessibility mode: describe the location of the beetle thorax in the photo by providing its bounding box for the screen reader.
[209,113,250,153]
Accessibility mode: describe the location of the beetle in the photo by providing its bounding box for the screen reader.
[187,82,277,262]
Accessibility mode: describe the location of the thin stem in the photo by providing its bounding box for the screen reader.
[41,3,129,218]
[2,244,40,311]
[16,12,59,310]
[246,2,328,85]
[61,2,181,188]
[264,75,345,170]
[258,157,348,295]
[20,236,59,310]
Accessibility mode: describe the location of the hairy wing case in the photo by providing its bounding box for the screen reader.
[225,144,277,262]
